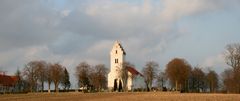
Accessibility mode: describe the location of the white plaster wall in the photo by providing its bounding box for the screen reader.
[108,41,125,89]
[127,72,133,90]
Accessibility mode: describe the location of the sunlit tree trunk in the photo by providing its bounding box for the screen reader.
[175,80,178,91]
[48,82,51,93]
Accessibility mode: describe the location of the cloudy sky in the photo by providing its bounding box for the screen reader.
[0,0,240,86]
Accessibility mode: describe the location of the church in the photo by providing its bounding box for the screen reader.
[108,41,145,91]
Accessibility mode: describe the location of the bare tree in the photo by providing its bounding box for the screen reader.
[23,61,39,92]
[189,67,206,92]
[224,43,240,70]
[89,68,98,91]
[157,71,167,91]
[233,67,240,93]
[165,58,191,91]
[76,62,90,91]
[35,61,47,92]
[119,62,134,92]
[46,63,52,93]
[49,63,64,92]
[206,70,218,93]
[221,68,235,93]
[223,43,240,93]
[89,64,108,92]
[142,61,159,91]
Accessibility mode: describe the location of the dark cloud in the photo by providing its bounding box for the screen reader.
[0,0,61,51]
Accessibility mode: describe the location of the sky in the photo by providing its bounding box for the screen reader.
[0,0,240,87]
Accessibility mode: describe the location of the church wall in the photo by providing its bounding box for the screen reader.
[127,72,133,90]
[108,41,126,90]
[108,41,145,91]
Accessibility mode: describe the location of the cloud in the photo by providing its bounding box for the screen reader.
[0,0,239,84]
[0,0,62,52]
[61,10,71,17]
[160,0,227,22]
[202,54,224,67]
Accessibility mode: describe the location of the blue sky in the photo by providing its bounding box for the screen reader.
[0,0,240,87]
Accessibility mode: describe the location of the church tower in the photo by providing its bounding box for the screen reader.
[108,41,126,91]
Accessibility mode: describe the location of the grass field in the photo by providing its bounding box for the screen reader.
[1,92,240,101]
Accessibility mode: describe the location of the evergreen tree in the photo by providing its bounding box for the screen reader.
[15,69,22,92]
[62,68,71,91]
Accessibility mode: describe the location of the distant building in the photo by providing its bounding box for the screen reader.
[107,41,145,91]
[0,72,19,93]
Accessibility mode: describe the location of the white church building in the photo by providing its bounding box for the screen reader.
[108,41,145,91]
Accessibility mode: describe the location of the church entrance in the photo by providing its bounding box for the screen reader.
[113,79,123,92]
[118,79,122,92]
[113,79,117,91]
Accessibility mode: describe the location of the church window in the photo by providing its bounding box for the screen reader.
[116,50,117,54]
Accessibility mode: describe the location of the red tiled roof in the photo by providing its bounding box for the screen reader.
[127,66,143,77]
[0,74,19,87]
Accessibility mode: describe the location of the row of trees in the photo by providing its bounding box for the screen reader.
[14,61,108,93]
[142,59,218,93]
[12,43,240,93]
[142,43,240,93]
[15,61,70,93]
[166,58,218,92]
[75,62,108,92]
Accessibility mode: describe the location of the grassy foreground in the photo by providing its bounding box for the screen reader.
[1,92,240,101]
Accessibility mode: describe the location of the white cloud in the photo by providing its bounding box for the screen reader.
[0,0,239,85]
[61,10,71,17]
[202,53,225,68]
[160,0,224,22]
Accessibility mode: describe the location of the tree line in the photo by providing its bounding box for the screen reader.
[15,61,71,93]
[12,61,109,93]
[10,43,240,93]
[142,43,240,93]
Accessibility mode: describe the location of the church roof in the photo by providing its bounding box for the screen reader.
[127,66,143,77]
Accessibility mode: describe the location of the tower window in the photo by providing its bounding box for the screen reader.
[116,50,117,54]
[115,59,118,63]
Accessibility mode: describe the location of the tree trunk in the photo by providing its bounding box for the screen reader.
[55,82,59,92]
[149,82,152,91]
[48,82,51,93]
[41,81,44,92]
[180,84,182,91]
[161,79,164,89]
[175,80,178,91]
[211,82,213,93]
